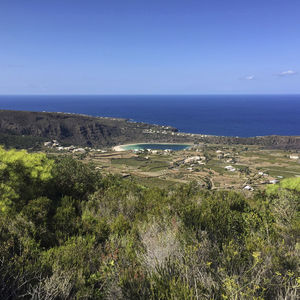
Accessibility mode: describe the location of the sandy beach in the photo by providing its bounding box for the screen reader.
[112,143,139,151]
[113,143,192,152]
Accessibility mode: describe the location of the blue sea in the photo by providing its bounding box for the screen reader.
[0,95,299,137]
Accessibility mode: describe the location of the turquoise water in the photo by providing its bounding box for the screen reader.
[122,143,191,151]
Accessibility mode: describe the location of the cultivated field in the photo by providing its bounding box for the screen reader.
[73,144,300,191]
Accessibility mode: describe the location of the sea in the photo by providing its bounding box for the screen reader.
[0,95,299,137]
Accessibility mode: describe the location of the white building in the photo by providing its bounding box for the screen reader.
[269,179,280,184]
[184,156,201,164]
[244,185,254,191]
[225,165,236,172]
[73,148,86,154]
[258,171,268,176]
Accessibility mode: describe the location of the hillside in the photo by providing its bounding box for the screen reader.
[1,109,300,149]
[0,110,178,148]
[0,147,299,299]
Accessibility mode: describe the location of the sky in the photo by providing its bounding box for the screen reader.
[0,0,299,95]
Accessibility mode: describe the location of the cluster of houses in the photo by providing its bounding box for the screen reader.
[131,148,174,155]
[142,128,210,139]
[243,170,283,192]
[257,171,282,184]
[43,140,106,154]
[243,177,281,192]
[171,155,207,171]
[216,150,237,163]
[184,155,206,165]
[143,129,174,135]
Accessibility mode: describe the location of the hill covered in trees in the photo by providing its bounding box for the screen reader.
[0,110,178,148]
[1,110,300,149]
[0,147,299,299]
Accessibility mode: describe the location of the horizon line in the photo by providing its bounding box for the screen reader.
[1,93,300,96]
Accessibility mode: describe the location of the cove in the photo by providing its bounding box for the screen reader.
[115,143,192,151]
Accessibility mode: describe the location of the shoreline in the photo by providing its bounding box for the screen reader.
[1,109,299,150]
[113,142,193,152]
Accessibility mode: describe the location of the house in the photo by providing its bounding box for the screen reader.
[133,149,143,154]
[244,185,254,191]
[63,146,75,151]
[44,141,52,147]
[73,148,86,154]
[269,179,280,184]
[164,149,173,153]
[226,158,236,163]
[258,171,268,176]
[184,156,201,164]
[225,165,236,172]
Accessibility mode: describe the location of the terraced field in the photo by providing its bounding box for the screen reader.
[79,144,300,190]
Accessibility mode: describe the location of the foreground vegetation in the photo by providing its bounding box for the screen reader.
[0,147,299,299]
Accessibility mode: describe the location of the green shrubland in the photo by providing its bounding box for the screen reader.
[267,177,300,194]
[0,147,299,299]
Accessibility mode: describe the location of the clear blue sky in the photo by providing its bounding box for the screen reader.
[0,0,299,94]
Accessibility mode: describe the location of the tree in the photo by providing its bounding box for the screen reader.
[50,156,102,201]
[0,147,53,213]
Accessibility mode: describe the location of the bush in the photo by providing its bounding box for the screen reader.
[0,148,299,299]
[0,147,53,212]
[50,156,102,201]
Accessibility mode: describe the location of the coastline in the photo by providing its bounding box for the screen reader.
[113,143,137,151]
[113,142,193,152]
[1,109,300,150]
[2,95,300,137]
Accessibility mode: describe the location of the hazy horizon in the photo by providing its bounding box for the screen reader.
[1,93,300,96]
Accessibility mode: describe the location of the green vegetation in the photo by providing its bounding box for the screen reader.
[267,177,300,193]
[111,157,169,172]
[0,133,46,150]
[0,147,299,299]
